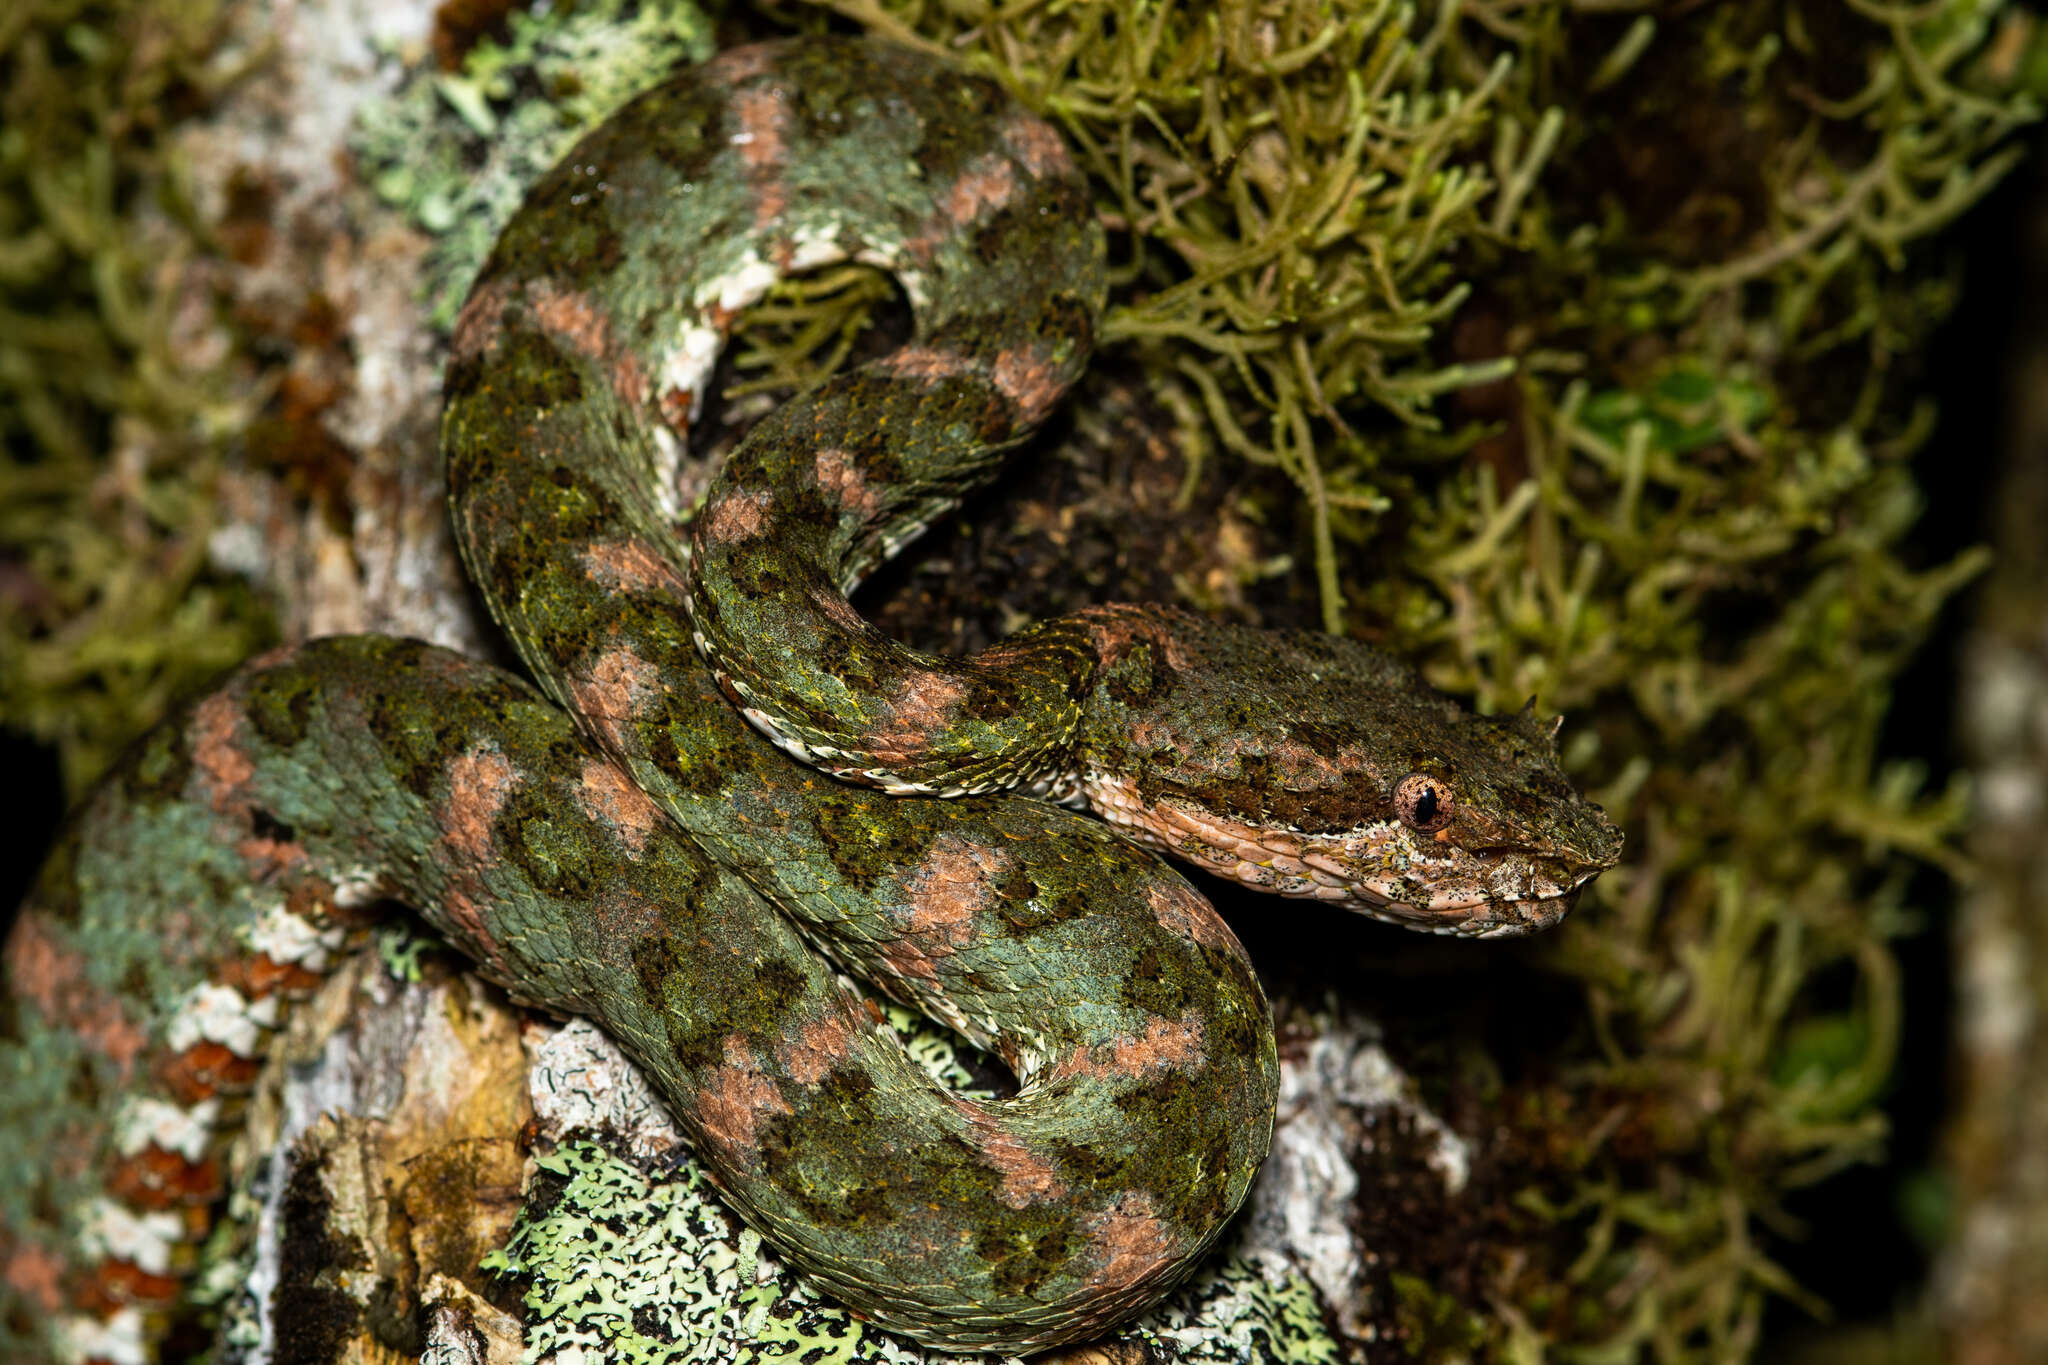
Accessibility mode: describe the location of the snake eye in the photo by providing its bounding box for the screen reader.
[1395,772,1455,834]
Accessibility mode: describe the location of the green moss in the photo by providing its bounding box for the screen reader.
[0,0,274,794]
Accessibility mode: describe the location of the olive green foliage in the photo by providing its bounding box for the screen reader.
[0,0,271,793]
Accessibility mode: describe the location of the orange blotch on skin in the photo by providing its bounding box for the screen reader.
[695,1035,791,1159]
[946,154,1020,225]
[1144,881,1240,955]
[951,1097,1066,1209]
[441,748,520,863]
[777,1008,861,1086]
[1002,114,1077,181]
[579,538,689,598]
[3,1242,68,1314]
[568,647,665,757]
[701,488,773,545]
[812,446,884,522]
[731,85,791,225]
[530,280,614,366]
[865,672,970,766]
[575,759,664,855]
[191,691,255,813]
[1085,1191,1176,1293]
[4,912,150,1077]
[884,346,978,384]
[992,345,1069,426]
[1051,1009,1206,1084]
[450,277,516,363]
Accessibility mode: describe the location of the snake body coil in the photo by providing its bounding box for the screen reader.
[2,36,1618,1363]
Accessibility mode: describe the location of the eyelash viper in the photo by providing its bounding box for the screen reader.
[1,34,1621,1364]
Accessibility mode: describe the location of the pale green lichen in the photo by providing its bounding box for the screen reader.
[350,0,716,329]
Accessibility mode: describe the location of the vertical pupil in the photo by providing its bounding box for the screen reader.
[1413,786,1437,823]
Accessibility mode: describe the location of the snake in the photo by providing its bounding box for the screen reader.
[0,34,1623,1365]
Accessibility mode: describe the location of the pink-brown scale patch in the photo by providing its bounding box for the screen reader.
[1144,881,1239,954]
[579,537,689,599]
[191,691,255,813]
[529,280,613,366]
[440,749,520,863]
[451,277,517,363]
[808,585,868,634]
[568,647,665,756]
[812,446,884,522]
[777,1007,861,1086]
[876,834,1001,983]
[884,346,980,385]
[702,488,773,545]
[695,1034,791,1159]
[2,1242,66,1314]
[1085,1190,1177,1293]
[950,1097,1066,1209]
[1002,113,1077,181]
[992,345,1069,426]
[730,85,791,226]
[865,671,970,766]
[945,154,1021,225]
[706,42,778,85]
[574,759,664,855]
[1076,603,1166,668]
[4,912,149,1076]
[1051,1009,1206,1084]
[234,833,307,881]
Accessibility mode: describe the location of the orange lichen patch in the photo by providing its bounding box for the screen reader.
[695,1035,791,1158]
[568,647,664,756]
[884,346,978,384]
[107,1148,221,1209]
[1051,1010,1205,1084]
[1085,1191,1176,1292]
[451,276,516,363]
[946,154,1021,225]
[777,1007,861,1086]
[4,912,149,1076]
[812,446,884,522]
[579,537,689,598]
[530,280,613,365]
[440,748,520,862]
[159,1042,262,1104]
[1144,881,1239,954]
[951,1097,1066,1209]
[215,952,326,1000]
[1002,113,1076,181]
[992,345,1069,425]
[866,671,970,765]
[574,758,664,855]
[79,1258,181,1311]
[731,84,791,225]
[191,691,255,812]
[702,488,772,544]
[3,1241,67,1314]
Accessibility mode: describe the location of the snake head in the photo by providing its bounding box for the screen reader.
[1071,609,1624,937]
